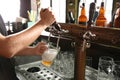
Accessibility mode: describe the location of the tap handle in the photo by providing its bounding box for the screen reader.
[87,2,95,27]
[51,21,62,31]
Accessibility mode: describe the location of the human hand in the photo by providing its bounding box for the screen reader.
[34,42,48,56]
[40,8,56,27]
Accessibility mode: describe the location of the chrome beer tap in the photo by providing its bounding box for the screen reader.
[76,30,96,80]
[82,31,96,49]
[43,9,69,48]
[47,22,69,48]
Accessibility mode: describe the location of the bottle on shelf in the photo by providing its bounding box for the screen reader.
[107,2,120,27]
[95,2,107,27]
[78,3,87,25]
[114,8,120,28]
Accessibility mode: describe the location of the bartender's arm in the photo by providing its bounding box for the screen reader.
[16,42,48,56]
[0,8,55,58]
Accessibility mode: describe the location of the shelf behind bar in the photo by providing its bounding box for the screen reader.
[60,23,120,48]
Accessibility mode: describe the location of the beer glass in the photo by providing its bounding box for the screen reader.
[41,43,60,67]
[113,61,120,80]
[97,56,114,80]
[51,51,75,79]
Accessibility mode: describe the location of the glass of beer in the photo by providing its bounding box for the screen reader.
[41,43,60,67]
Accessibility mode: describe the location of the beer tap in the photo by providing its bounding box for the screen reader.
[48,22,69,34]
[47,21,69,48]
[43,9,69,48]
[43,8,69,34]
[47,22,61,48]
[75,2,96,80]
[87,2,96,28]
[82,2,96,50]
[83,31,96,49]
[49,21,62,33]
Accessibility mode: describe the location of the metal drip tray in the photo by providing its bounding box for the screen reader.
[15,61,65,80]
[27,67,40,73]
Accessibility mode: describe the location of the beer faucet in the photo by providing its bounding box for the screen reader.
[46,21,68,34]
[43,9,69,48]
[75,2,96,80]
[43,8,68,34]
[82,31,96,50]
[47,22,69,48]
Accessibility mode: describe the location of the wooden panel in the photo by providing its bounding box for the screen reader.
[60,23,120,48]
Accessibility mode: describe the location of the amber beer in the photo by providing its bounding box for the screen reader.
[41,48,59,67]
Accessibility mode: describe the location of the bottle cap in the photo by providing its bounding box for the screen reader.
[82,3,85,7]
[101,2,104,7]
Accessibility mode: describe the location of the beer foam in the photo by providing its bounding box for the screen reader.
[42,49,58,61]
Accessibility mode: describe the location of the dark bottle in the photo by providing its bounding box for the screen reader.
[78,3,87,25]
[107,2,120,27]
[96,2,107,27]
[67,11,75,23]
[114,8,120,28]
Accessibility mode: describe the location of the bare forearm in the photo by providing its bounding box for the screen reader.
[16,42,47,56]
[7,21,46,48]
[0,21,47,58]
[0,8,55,58]
[16,46,37,56]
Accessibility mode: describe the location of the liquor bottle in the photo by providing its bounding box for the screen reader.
[78,3,87,25]
[114,8,120,28]
[96,2,107,27]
